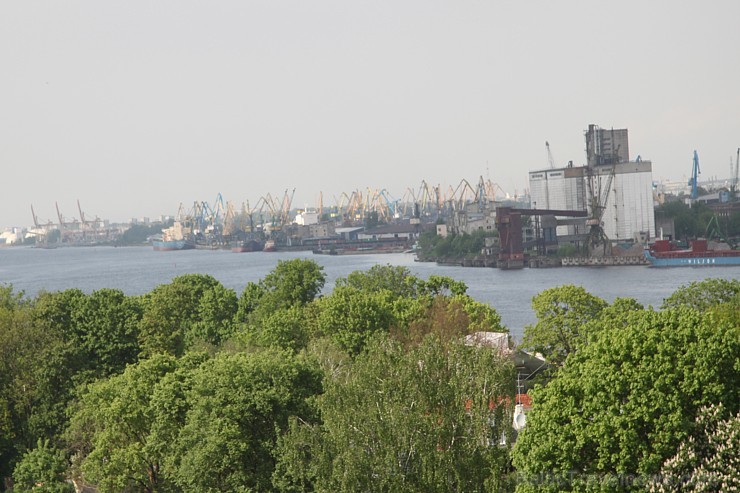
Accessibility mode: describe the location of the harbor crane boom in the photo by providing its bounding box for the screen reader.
[732,147,740,200]
[31,205,40,228]
[546,141,556,169]
[689,150,701,200]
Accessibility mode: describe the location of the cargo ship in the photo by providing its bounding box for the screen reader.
[231,239,264,253]
[152,221,195,251]
[644,239,740,267]
[152,238,195,251]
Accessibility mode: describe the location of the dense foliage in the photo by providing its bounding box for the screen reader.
[117,221,173,246]
[416,229,493,260]
[520,285,608,366]
[513,279,739,492]
[0,267,737,493]
[274,334,516,492]
[655,200,740,242]
[648,403,739,493]
[12,439,73,493]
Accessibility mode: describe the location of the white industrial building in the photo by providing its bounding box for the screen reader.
[528,166,588,236]
[595,160,655,242]
[529,125,656,243]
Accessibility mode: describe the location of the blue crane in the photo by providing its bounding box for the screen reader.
[689,150,701,200]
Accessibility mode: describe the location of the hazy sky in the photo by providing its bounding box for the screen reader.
[2,1,739,228]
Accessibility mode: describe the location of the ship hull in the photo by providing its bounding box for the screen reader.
[231,240,264,253]
[644,250,740,267]
[152,239,195,251]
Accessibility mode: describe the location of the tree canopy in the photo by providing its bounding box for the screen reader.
[274,334,516,493]
[12,439,73,493]
[512,305,739,492]
[138,274,237,356]
[520,285,608,365]
[649,403,739,493]
[3,263,737,493]
[660,278,739,311]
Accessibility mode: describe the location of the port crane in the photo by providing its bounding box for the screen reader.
[278,188,296,227]
[448,178,474,211]
[380,189,400,219]
[546,141,556,169]
[731,147,740,201]
[30,205,55,232]
[586,164,616,254]
[474,175,498,210]
[416,180,440,218]
[689,150,701,200]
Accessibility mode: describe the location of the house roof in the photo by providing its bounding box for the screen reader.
[464,332,511,354]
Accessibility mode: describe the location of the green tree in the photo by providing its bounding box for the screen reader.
[392,295,506,350]
[728,209,740,237]
[521,285,608,366]
[336,264,422,298]
[236,305,309,351]
[421,275,469,297]
[72,288,143,378]
[0,286,33,480]
[147,352,210,475]
[234,281,265,324]
[416,230,492,260]
[32,289,87,340]
[12,438,73,493]
[234,259,325,337]
[274,334,516,492]
[118,221,172,246]
[233,260,326,352]
[138,283,192,357]
[0,288,77,480]
[512,306,740,492]
[655,201,717,242]
[313,267,500,356]
[0,284,26,311]
[661,278,740,311]
[455,294,506,332]
[649,403,739,493]
[258,259,326,310]
[139,275,237,356]
[596,297,644,328]
[169,350,322,493]
[312,286,397,355]
[391,296,468,349]
[187,283,238,348]
[66,349,322,493]
[66,354,179,493]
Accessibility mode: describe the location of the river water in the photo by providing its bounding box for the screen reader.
[1,246,737,340]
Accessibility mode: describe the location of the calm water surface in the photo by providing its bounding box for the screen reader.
[1,246,738,340]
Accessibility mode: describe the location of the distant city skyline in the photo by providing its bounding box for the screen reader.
[2,1,739,228]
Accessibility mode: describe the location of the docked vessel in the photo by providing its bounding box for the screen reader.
[263,240,276,252]
[231,239,264,253]
[644,239,740,267]
[152,221,195,251]
[152,238,195,251]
